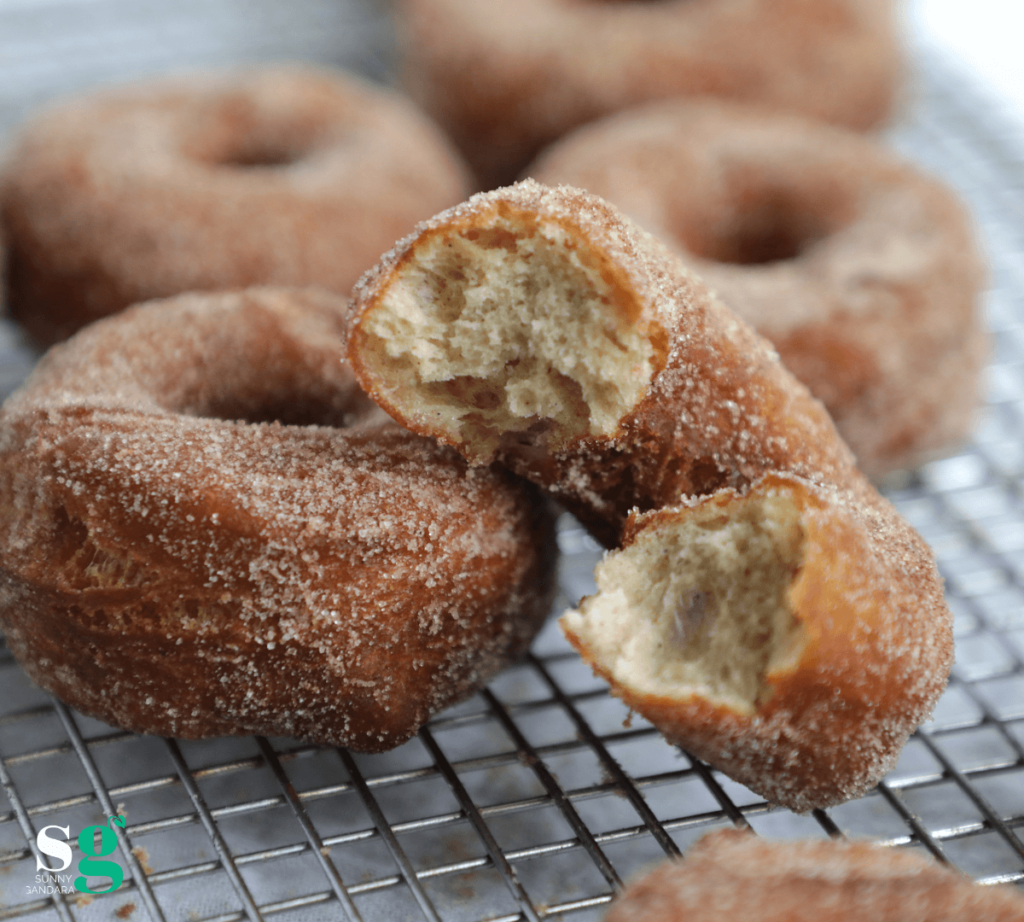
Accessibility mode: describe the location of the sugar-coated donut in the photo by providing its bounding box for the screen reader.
[604,829,1024,921]
[346,181,952,809]
[0,66,471,346]
[529,101,986,476]
[397,0,902,187]
[0,288,556,751]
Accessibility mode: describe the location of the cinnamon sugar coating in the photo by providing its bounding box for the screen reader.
[529,100,986,476]
[0,66,471,346]
[605,830,1024,922]
[397,0,901,186]
[347,181,953,808]
[0,288,556,750]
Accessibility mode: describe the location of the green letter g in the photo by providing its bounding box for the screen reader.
[74,825,123,894]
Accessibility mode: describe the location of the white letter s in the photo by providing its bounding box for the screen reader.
[36,825,72,872]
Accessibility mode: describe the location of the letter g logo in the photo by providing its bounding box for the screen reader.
[75,824,123,894]
[36,825,73,872]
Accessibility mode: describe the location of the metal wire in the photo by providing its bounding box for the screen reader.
[1,8,1024,918]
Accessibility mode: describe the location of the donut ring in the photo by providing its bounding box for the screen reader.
[605,829,1024,921]
[529,101,986,476]
[0,288,556,750]
[397,0,901,186]
[346,181,952,809]
[0,66,471,345]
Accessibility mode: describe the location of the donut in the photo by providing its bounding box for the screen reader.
[0,287,557,751]
[397,0,902,187]
[0,66,471,346]
[529,100,986,476]
[604,829,1024,921]
[345,181,953,809]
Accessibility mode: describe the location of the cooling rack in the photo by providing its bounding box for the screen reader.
[1,2,1024,918]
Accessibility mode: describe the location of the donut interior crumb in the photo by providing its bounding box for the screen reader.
[359,213,656,457]
[562,486,807,714]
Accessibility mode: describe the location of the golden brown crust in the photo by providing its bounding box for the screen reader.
[604,830,1024,922]
[528,100,987,476]
[0,288,557,750]
[397,0,902,186]
[0,66,471,346]
[347,181,952,807]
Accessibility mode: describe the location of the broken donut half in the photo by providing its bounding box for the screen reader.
[562,473,952,811]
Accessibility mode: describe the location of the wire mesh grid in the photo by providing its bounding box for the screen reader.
[1,5,1024,919]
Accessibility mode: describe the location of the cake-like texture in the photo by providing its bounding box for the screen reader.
[347,181,953,808]
[0,66,471,345]
[604,829,1024,921]
[0,288,557,750]
[529,100,986,476]
[397,0,901,186]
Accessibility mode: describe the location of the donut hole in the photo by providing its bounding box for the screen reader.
[195,390,368,429]
[676,189,837,267]
[176,377,385,429]
[217,142,306,169]
[143,298,382,429]
[567,0,671,7]
[202,127,320,170]
[562,480,807,713]
[713,212,808,265]
[356,211,658,459]
[188,109,324,171]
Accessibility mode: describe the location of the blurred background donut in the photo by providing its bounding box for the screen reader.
[0,66,471,345]
[396,0,902,187]
[529,100,986,477]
